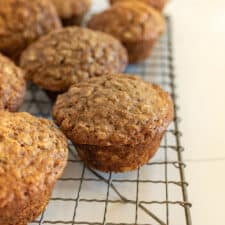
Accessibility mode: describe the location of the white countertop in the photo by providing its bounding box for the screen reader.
[93,0,225,224]
[168,0,225,224]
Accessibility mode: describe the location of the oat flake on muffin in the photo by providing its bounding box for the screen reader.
[0,54,26,111]
[110,0,167,12]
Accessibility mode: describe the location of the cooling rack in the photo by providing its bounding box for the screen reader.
[21,17,192,225]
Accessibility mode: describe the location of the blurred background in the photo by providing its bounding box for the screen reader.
[93,0,225,224]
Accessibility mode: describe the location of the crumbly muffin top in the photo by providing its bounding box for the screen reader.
[53,74,174,146]
[51,0,91,18]
[0,112,68,208]
[88,1,165,43]
[0,54,26,111]
[110,0,167,11]
[20,27,128,92]
[0,0,61,56]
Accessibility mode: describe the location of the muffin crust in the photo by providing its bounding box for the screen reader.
[110,0,167,12]
[0,112,68,225]
[88,1,165,62]
[20,27,128,92]
[51,0,91,26]
[0,54,26,111]
[75,133,165,172]
[53,74,173,172]
[0,0,61,59]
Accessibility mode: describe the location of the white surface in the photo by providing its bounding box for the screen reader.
[93,0,225,224]
[166,1,225,224]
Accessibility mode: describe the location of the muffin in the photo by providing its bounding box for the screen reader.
[88,1,165,63]
[0,0,61,61]
[0,112,68,225]
[0,54,26,111]
[109,0,167,12]
[20,27,128,96]
[52,74,173,172]
[51,0,91,26]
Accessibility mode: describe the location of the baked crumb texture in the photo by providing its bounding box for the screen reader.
[88,1,165,63]
[0,54,26,111]
[20,27,128,93]
[53,74,174,172]
[0,112,68,225]
[0,0,61,60]
[51,0,91,26]
[110,0,168,12]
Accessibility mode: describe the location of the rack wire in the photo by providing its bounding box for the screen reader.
[21,17,192,225]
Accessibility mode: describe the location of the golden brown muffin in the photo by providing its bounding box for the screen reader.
[0,112,68,225]
[88,1,165,63]
[52,74,174,172]
[0,0,61,61]
[0,54,26,111]
[51,0,91,26]
[110,0,167,12]
[20,27,128,94]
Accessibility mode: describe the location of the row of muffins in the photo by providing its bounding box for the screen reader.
[0,0,172,225]
[0,0,166,64]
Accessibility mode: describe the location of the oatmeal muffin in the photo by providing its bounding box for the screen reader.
[0,54,26,111]
[20,27,128,94]
[88,1,165,63]
[51,0,91,26]
[0,0,61,61]
[109,0,167,12]
[53,74,173,172]
[0,112,68,225]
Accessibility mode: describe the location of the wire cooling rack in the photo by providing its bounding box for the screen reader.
[21,17,192,225]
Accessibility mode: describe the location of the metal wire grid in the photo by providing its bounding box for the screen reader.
[20,17,192,225]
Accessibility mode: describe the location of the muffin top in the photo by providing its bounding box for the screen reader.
[110,0,167,12]
[88,1,165,43]
[0,112,68,208]
[0,54,26,111]
[20,27,128,92]
[53,74,174,146]
[0,0,61,57]
[51,0,91,19]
